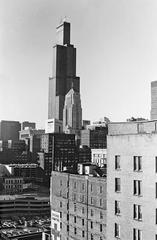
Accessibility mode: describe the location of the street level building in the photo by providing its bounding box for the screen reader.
[0,120,21,141]
[48,21,80,121]
[0,195,50,218]
[107,120,157,240]
[50,170,106,240]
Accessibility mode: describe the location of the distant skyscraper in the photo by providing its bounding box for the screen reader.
[63,87,82,134]
[48,21,80,120]
[151,80,157,120]
[0,120,21,141]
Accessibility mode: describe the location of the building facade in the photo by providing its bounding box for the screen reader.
[50,171,106,240]
[63,88,82,135]
[91,149,107,168]
[48,21,80,121]
[107,120,157,240]
[40,133,77,176]
[151,80,157,120]
[0,120,21,141]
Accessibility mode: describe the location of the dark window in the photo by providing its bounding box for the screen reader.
[74,227,77,234]
[133,180,142,196]
[134,156,142,171]
[115,178,121,192]
[82,231,85,238]
[133,204,142,221]
[115,201,120,215]
[82,219,84,226]
[91,221,93,229]
[133,228,142,240]
[100,224,102,232]
[115,223,120,238]
[74,216,76,223]
[115,155,120,170]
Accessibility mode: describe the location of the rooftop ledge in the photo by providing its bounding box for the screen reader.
[108,120,157,135]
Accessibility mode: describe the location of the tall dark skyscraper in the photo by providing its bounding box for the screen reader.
[48,21,80,120]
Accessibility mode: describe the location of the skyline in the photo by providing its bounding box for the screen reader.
[1,0,157,128]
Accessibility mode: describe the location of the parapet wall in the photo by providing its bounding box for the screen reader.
[108,120,157,135]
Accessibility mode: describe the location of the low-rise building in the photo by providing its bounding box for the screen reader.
[91,149,107,167]
[3,177,23,194]
[50,168,106,240]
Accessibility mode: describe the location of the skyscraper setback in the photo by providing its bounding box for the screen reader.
[48,21,80,121]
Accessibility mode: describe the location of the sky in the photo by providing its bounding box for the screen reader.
[0,0,157,128]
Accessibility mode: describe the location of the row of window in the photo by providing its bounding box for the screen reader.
[115,155,142,171]
[65,225,103,239]
[115,201,142,221]
[60,208,103,219]
[115,224,142,240]
[115,178,142,196]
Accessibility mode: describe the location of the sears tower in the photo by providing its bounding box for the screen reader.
[48,21,80,121]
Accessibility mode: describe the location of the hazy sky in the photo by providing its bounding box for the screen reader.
[1,0,157,128]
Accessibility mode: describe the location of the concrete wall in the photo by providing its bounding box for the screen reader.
[107,131,157,240]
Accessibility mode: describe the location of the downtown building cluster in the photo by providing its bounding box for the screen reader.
[2,19,157,240]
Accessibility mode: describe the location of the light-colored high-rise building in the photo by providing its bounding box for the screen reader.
[107,120,157,240]
[63,88,82,135]
[151,80,157,120]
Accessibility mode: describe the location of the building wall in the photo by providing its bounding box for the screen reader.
[107,121,157,240]
[51,171,106,240]
[91,149,107,167]
[0,121,21,141]
[151,80,157,120]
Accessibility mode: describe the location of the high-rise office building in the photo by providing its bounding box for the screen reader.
[151,80,157,120]
[0,120,21,141]
[48,21,80,121]
[63,87,82,135]
[107,120,157,240]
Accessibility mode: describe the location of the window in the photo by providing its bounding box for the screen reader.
[54,223,57,230]
[74,204,76,212]
[133,228,142,240]
[82,207,85,214]
[91,184,93,192]
[100,224,102,232]
[60,201,62,208]
[91,209,94,217]
[115,178,121,192]
[74,182,77,189]
[60,180,62,186]
[100,186,103,193]
[60,212,62,218]
[74,227,77,234]
[82,219,84,226]
[73,193,76,201]
[74,216,76,223]
[115,155,120,170]
[100,211,103,219]
[134,156,142,171]
[67,225,69,232]
[91,234,93,240]
[60,222,62,229]
[100,198,102,207]
[115,223,120,238]
[156,209,157,224]
[82,183,85,190]
[115,201,120,215]
[67,214,69,221]
[91,221,93,229]
[133,180,142,196]
[82,230,85,238]
[133,204,142,221]
[91,197,93,204]
[67,203,69,210]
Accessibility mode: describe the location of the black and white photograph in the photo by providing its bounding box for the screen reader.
[0,0,157,239]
